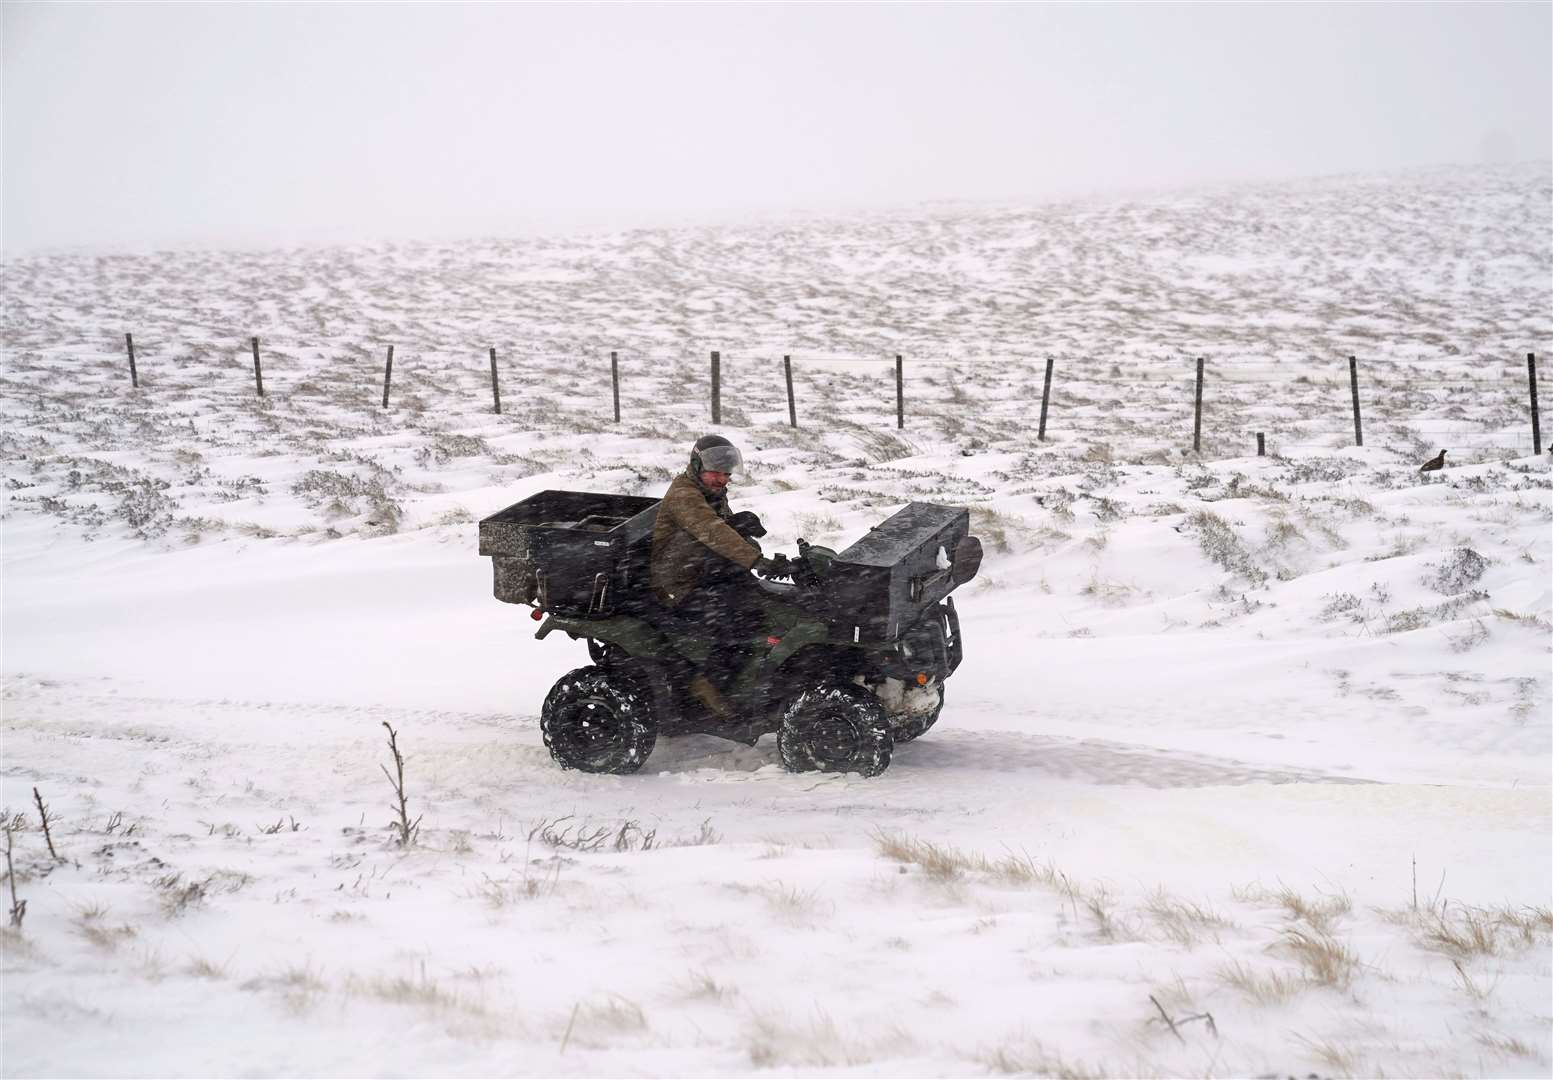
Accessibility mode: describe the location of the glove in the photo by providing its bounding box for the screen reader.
[755,554,793,580]
[728,511,767,540]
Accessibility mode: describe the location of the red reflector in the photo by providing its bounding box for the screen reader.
[766,635,782,645]
[531,609,545,621]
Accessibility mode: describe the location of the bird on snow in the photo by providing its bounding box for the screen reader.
[1419,449,1447,473]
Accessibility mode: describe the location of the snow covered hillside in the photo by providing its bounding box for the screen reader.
[3,162,1550,1077]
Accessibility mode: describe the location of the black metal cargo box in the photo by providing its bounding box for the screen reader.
[479,491,659,615]
[824,502,974,642]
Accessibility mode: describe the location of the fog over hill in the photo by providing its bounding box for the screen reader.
[5,161,1550,361]
[1,162,1550,1078]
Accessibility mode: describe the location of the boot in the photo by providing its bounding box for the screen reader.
[688,674,734,720]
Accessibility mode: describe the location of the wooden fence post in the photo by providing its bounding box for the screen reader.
[1192,356,1204,453]
[784,355,797,427]
[1529,353,1542,456]
[489,347,501,414]
[711,350,721,424]
[1349,355,1364,447]
[895,354,904,430]
[1038,356,1054,441]
[1256,432,1265,457]
[125,333,138,388]
[611,351,620,423]
[382,345,394,408]
[251,337,264,398]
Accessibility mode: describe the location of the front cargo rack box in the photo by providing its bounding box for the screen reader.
[822,502,975,642]
[479,490,659,615]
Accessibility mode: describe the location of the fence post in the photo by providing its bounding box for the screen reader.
[1038,356,1054,441]
[251,337,264,398]
[1256,432,1265,457]
[1349,355,1363,447]
[1192,357,1204,453]
[125,333,138,388]
[382,345,394,408]
[611,351,621,423]
[784,355,797,427]
[711,350,721,424]
[489,347,502,414]
[895,354,904,430]
[1529,353,1542,456]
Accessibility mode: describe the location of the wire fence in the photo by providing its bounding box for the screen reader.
[39,334,1552,464]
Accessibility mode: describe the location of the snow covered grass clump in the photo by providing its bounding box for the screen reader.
[2,161,1550,1076]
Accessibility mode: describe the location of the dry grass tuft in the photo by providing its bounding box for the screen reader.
[242,963,328,1015]
[1383,901,1552,959]
[579,994,646,1032]
[1144,888,1235,948]
[1293,1032,1364,1074]
[678,968,737,1002]
[666,818,720,847]
[872,829,1061,889]
[1491,607,1553,631]
[1236,881,1351,933]
[136,947,168,983]
[968,505,1037,553]
[155,873,209,917]
[475,843,565,906]
[1474,1031,1535,1058]
[1503,904,1553,938]
[744,1007,910,1069]
[355,969,487,1016]
[1083,888,1128,942]
[1450,957,1499,1002]
[184,954,230,980]
[73,908,138,952]
[1424,907,1501,958]
[727,881,826,924]
[872,831,970,882]
[872,830,1129,937]
[990,852,1065,890]
[0,925,43,962]
[559,994,650,1051]
[794,512,843,540]
[977,1037,1110,1079]
[1277,927,1361,989]
[1215,959,1304,1005]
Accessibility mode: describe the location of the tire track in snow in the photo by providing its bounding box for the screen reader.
[891,728,1375,788]
[4,674,1372,791]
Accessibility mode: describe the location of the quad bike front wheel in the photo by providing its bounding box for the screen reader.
[778,681,893,777]
[540,665,657,774]
[889,679,944,743]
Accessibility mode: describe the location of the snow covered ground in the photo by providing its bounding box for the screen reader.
[2,162,1550,1077]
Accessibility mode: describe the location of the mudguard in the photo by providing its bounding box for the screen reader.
[536,613,707,665]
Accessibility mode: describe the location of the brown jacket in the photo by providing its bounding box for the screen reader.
[650,471,759,607]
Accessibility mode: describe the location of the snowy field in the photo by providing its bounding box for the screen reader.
[2,161,1551,1078]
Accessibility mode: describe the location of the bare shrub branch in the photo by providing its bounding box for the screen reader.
[31,787,60,861]
[4,823,25,929]
[528,816,658,853]
[1147,993,1217,1043]
[380,722,422,848]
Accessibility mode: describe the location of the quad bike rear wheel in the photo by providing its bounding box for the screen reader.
[540,665,656,774]
[778,681,893,777]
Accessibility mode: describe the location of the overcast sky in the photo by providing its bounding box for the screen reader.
[4,2,1550,253]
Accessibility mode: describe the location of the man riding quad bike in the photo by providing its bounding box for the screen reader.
[477,435,982,777]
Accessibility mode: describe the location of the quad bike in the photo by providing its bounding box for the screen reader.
[478,491,982,777]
